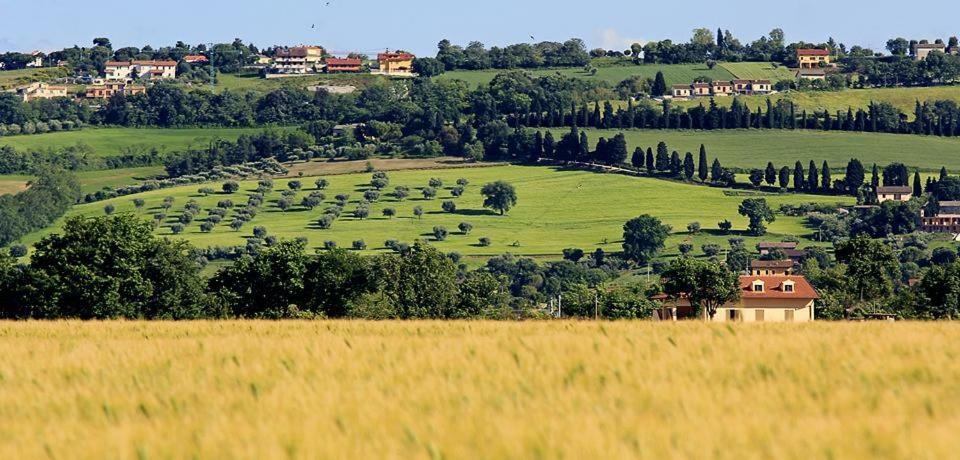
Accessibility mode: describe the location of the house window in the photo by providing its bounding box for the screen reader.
[755,310,765,322]
[784,310,795,322]
[784,284,794,293]
[728,310,741,322]
[753,283,764,292]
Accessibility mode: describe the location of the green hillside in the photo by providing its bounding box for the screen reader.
[0,127,278,157]
[437,63,736,87]
[19,165,852,258]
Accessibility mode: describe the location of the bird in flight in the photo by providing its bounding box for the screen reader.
[530,35,535,40]
[312,24,316,28]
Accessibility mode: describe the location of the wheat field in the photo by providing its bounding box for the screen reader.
[0,321,957,459]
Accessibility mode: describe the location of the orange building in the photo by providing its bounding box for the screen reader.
[85,81,146,99]
[797,48,830,69]
[325,58,363,73]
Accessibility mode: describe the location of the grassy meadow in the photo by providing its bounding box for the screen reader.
[0,321,958,459]
[544,128,960,171]
[18,165,852,256]
[214,73,379,94]
[717,61,797,81]
[0,67,71,90]
[0,127,274,157]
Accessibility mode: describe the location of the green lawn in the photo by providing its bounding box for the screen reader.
[0,166,167,196]
[0,127,277,157]
[18,165,852,258]
[542,128,960,171]
[437,63,736,87]
[718,62,796,81]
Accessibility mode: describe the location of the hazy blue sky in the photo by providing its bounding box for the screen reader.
[1,0,957,55]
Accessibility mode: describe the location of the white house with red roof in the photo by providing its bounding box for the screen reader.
[653,274,818,322]
[104,60,177,80]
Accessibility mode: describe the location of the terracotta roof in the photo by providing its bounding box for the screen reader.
[758,242,798,250]
[326,58,362,66]
[711,80,732,86]
[672,84,691,89]
[798,68,826,75]
[732,79,752,84]
[378,52,415,62]
[692,82,710,88]
[753,80,771,84]
[915,43,946,49]
[105,60,176,67]
[184,55,208,63]
[750,260,794,269]
[797,48,830,56]
[783,249,809,258]
[740,275,819,299]
[276,48,310,58]
[877,186,912,194]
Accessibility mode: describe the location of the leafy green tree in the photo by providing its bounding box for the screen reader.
[662,257,740,319]
[622,215,671,265]
[372,242,459,319]
[738,198,775,236]
[918,262,960,319]
[835,235,898,303]
[458,222,473,234]
[27,215,210,319]
[210,239,309,318]
[303,249,376,317]
[481,181,517,215]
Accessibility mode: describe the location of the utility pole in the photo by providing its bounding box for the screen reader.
[558,294,562,319]
[594,291,598,320]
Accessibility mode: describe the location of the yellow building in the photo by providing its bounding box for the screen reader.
[797,49,830,69]
[377,52,415,76]
[17,82,68,102]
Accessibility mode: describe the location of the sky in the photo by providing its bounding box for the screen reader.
[1,0,957,56]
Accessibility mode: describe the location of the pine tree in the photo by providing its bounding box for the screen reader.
[683,152,695,180]
[940,166,949,180]
[765,162,777,186]
[698,145,708,182]
[592,102,602,128]
[913,171,923,197]
[794,161,805,191]
[578,131,589,161]
[670,151,681,175]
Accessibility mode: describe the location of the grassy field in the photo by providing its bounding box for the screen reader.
[19,165,852,257]
[437,63,737,87]
[670,85,960,119]
[1,321,958,459]
[717,62,797,81]
[0,127,275,157]
[0,166,166,197]
[0,174,31,194]
[544,128,960,171]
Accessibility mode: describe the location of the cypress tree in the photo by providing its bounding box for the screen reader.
[683,152,695,180]
[532,131,544,162]
[655,142,670,172]
[651,71,667,97]
[670,151,681,175]
[779,166,791,189]
[578,131,589,161]
[794,161,805,191]
[698,145,708,182]
[645,147,655,174]
[631,147,644,168]
[808,160,819,192]
[821,161,831,192]
[592,102,602,128]
[871,164,880,187]
[940,166,949,180]
[845,159,865,194]
[711,158,723,182]
[595,138,608,163]
[765,162,777,186]
[913,171,923,197]
[543,132,555,159]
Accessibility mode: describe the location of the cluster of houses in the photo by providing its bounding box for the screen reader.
[268,45,415,77]
[653,241,818,323]
[870,185,960,234]
[670,79,773,99]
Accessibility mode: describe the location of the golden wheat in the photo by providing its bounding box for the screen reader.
[0,321,957,459]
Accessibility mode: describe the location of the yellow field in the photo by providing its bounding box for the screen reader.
[1,321,958,459]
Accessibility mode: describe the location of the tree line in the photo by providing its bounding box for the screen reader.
[0,169,80,246]
[0,214,657,320]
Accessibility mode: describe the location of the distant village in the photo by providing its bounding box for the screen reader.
[8,45,415,103]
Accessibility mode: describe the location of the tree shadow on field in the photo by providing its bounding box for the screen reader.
[430,208,498,217]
